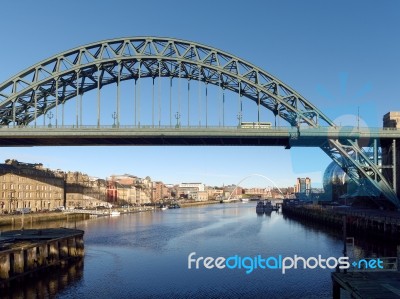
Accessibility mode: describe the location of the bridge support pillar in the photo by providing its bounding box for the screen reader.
[382,138,400,200]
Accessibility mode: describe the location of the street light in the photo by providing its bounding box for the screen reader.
[175,112,181,128]
[237,112,242,127]
[112,112,117,128]
[47,111,54,128]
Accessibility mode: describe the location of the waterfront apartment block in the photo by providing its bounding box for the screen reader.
[294,177,311,195]
[152,181,171,202]
[207,188,224,200]
[0,159,65,213]
[223,185,243,199]
[106,174,153,205]
[0,159,110,213]
[65,172,107,209]
[177,183,208,201]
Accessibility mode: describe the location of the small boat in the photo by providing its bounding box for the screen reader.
[160,204,168,211]
[256,201,264,214]
[241,198,249,203]
[110,211,121,216]
[168,203,181,209]
[263,201,273,212]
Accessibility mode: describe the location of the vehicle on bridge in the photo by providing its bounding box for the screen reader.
[240,122,272,129]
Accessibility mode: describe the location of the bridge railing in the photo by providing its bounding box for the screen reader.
[1,124,397,130]
[1,125,400,139]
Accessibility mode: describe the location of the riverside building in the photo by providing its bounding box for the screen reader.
[0,159,65,213]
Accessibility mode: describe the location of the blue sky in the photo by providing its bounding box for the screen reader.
[0,0,399,188]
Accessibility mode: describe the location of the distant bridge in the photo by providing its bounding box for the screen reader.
[0,37,399,207]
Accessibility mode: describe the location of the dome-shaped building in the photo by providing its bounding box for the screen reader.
[322,152,381,200]
[322,160,357,200]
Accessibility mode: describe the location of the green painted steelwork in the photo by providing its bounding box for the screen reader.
[0,37,398,207]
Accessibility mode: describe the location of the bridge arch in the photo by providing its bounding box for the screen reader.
[0,37,398,207]
[226,173,284,201]
[0,37,334,127]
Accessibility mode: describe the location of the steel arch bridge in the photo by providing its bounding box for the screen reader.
[0,37,398,207]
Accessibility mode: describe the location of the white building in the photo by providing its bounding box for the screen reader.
[179,183,205,191]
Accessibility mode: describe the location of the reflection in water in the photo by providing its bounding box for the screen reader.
[0,260,83,299]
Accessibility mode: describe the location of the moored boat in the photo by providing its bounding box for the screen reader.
[110,211,121,216]
[256,201,264,214]
[263,200,273,212]
[159,204,168,210]
[168,203,181,209]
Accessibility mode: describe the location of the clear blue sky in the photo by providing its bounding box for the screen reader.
[0,0,399,188]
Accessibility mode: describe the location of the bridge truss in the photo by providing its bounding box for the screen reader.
[0,37,398,207]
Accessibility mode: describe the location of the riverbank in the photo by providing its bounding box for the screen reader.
[0,201,221,228]
[0,212,90,229]
[179,200,220,208]
[282,204,400,239]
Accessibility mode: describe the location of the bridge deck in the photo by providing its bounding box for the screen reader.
[0,126,398,147]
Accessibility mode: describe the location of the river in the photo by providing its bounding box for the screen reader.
[2,202,398,298]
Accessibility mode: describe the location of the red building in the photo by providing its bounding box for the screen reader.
[107,180,118,204]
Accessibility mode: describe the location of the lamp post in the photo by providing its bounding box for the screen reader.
[237,112,242,128]
[47,111,54,128]
[112,112,117,128]
[175,112,180,128]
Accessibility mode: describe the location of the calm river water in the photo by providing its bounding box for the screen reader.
[2,203,398,298]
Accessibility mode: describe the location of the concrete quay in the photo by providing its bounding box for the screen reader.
[0,228,84,287]
[0,212,90,228]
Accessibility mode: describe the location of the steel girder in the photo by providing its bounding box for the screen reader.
[321,138,399,206]
[0,37,334,127]
[0,36,398,206]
